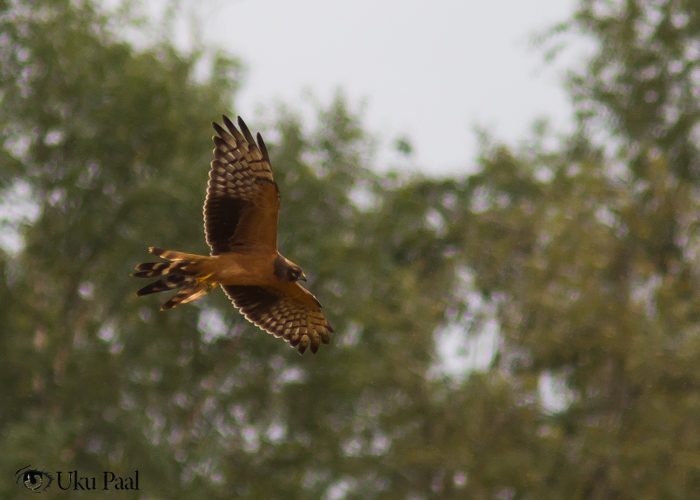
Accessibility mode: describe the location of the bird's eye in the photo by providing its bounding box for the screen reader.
[15,466,54,492]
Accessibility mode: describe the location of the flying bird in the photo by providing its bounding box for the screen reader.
[132,116,333,354]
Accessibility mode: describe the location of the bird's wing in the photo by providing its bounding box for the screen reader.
[204,115,280,255]
[222,283,334,354]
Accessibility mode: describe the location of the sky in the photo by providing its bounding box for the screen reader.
[142,0,585,176]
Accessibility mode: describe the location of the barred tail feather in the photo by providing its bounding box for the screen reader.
[132,248,213,310]
[132,261,188,279]
[134,274,188,296]
[149,247,203,261]
[161,283,209,310]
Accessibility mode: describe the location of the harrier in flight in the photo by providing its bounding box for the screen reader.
[132,116,333,354]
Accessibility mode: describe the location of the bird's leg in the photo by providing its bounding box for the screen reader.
[196,273,218,292]
[196,272,214,284]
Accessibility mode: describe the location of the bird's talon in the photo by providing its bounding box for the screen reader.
[197,273,214,285]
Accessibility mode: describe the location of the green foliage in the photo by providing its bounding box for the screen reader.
[394,136,413,156]
[3,0,700,499]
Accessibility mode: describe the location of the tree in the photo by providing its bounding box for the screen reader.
[3,0,700,498]
[449,0,700,497]
[0,1,466,498]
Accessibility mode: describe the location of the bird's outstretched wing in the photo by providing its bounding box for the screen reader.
[205,116,280,255]
[222,283,334,354]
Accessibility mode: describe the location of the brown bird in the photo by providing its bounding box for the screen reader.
[132,116,333,354]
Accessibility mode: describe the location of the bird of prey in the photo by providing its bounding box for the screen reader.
[132,116,333,354]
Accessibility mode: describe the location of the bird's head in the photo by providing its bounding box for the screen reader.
[274,255,307,282]
[288,265,307,282]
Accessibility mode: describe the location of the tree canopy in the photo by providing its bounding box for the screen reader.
[2,0,700,498]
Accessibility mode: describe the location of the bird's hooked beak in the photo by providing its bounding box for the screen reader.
[300,272,307,282]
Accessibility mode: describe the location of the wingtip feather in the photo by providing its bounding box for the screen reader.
[237,116,257,145]
[223,114,237,133]
[212,121,230,140]
[257,132,269,160]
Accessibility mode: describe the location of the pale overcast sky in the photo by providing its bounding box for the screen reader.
[138,0,584,176]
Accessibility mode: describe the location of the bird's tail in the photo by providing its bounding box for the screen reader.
[131,247,216,310]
